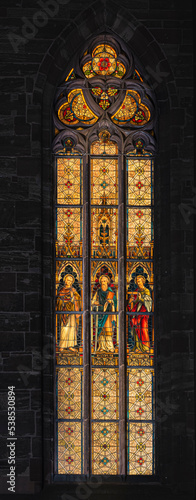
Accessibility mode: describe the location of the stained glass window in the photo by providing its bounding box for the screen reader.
[53,36,156,478]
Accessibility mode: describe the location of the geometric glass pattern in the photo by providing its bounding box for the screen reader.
[127,208,153,260]
[127,158,153,206]
[92,368,119,420]
[127,369,154,420]
[92,422,119,474]
[56,156,82,205]
[126,148,154,475]
[57,367,82,420]
[128,423,154,475]
[58,421,82,474]
[91,156,118,205]
[56,208,82,258]
[57,367,83,474]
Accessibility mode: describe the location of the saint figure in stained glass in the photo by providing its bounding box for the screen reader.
[57,274,81,351]
[128,275,152,353]
[92,274,117,353]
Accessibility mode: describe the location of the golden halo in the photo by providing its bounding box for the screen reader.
[64,274,75,285]
[99,274,110,284]
[135,274,146,284]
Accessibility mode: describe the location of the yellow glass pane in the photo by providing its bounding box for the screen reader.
[92,422,119,475]
[58,421,82,474]
[91,157,118,205]
[91,136,118,155]
[92,44,117,58]
[111,90,150,126]
[56,208,82,258]
[128,423,154,475]
[91,207,118,258]
[92,368,119,419]
[128,368,154,420]
[58,89,98,126]
[127,208,153,259]
[127,158,152,206]
[57,156,82,205]
[57,367,82,419]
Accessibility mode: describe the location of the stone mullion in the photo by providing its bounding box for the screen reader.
[83,154,91,477]
[118,151,126,476]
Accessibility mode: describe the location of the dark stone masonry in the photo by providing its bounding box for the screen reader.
[0,0,194,499]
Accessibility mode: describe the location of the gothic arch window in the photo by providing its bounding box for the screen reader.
[53,35,157,478]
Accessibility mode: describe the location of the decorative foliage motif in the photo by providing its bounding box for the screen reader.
[128,423,154,475]
[58,421,82,474]
[91,87,119,110]
[92,422,119,474]
[127,208,153,259]
[91,207,118,258]
[56,208,82,258]
[111,90,150,126]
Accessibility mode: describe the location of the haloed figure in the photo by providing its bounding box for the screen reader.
[128,275,152,353]
[92,274,117,353]
[57,274,81,351]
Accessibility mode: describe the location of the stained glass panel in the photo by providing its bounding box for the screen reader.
[127,368,154,420]
[57,367,82,419]
[127,158,153,206]
[91,157,118,205]
[58,421,82,474]
[57,155,82,205]
[91,135,118,155]
[111,90,150,126]
[56,208,82,258]
[127,208,153,259]
[126,262,154,362]
[82,44,126,79]
[128,423,154,475]
[56,148,83,475]
[58,89,98,126]
[92,368,119,419]
[92,422,119,474]
[91,208,118,258]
